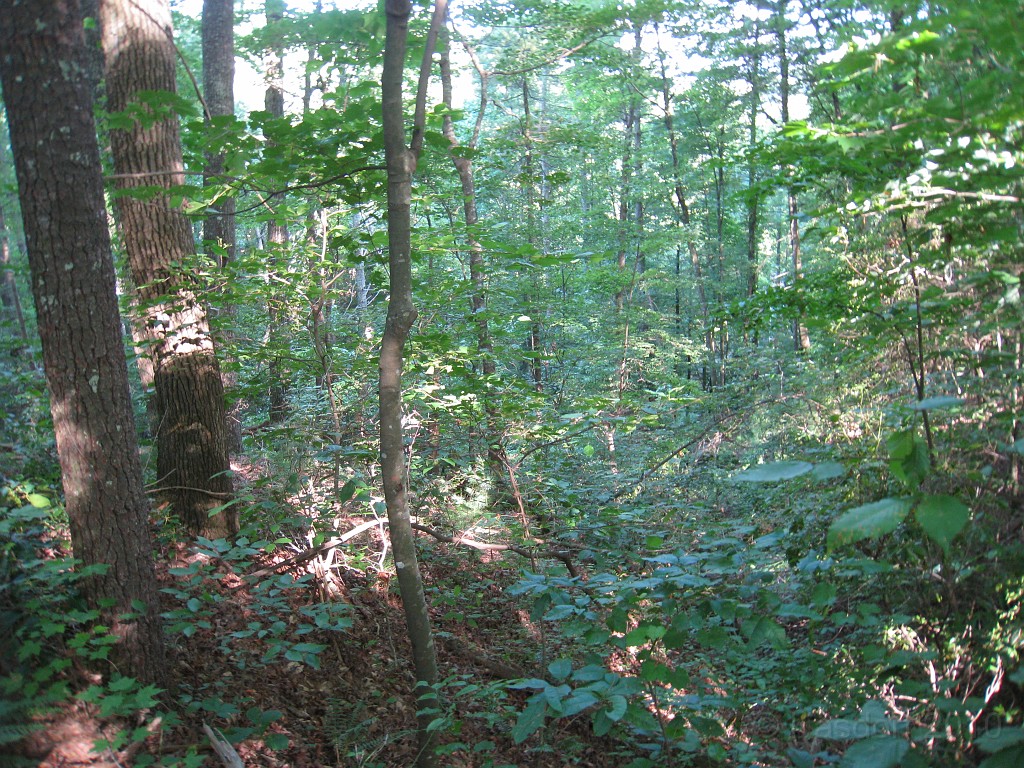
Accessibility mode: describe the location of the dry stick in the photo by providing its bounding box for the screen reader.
[202,723,244,768]
[233,518,384,588]
[410,522,578,578]
[233,514,578,586]
[145,484,233,499]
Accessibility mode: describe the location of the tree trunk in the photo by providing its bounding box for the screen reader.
[439,26,505,472]
[264,0,290,425]
[520,78,545,392]
[381,1,446,764]
[746,23,762,303]
[656,36,711,385]
[100,0,236,538]
[0,0,165,684]
[202,0,243,453]
[775,0,810,352]
[0,139,30,348]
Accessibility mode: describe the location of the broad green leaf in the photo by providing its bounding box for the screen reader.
[976,727,1024,754]
[828,498,913,548]
[561,689,598,717]
[732,461,813,482]
[605,694,628,722]
[743,616,790,650]
[511,696,547,744]
[980,745,1024,768]
[592,708,614,737]
[542,683,571,713]
[909,396,965,411]
[623,623,666,647]
[696,626,731,650]
[812,719,874,740]
[915,495,970,552]
[548,658,572,680]
[811,461,847,481]
[887,430,929,488]
[840,735,908,768]
[27,493,50,508]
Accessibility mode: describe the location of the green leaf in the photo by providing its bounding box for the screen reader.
[265,733,289,750]
[828,498,913,548]
[732,461,813,482]
[511,697,548,744]
[605,694,628,722]
[840,735,908,768]
[811,461,847,481]
[812,719,874,740]
[548,658,572,680]
[743,616,790,650]
[26,493,50,508]
[592,708,614,737]
[976,727,1024,754]
[915,495,970,552]
[887,430,929,488]
[909,396,965,411]
[980,745,1024,768]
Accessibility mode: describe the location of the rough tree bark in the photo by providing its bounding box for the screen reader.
[100,0,236,538]
[381,1,446,764]
[0,0,165,684]
[202,0,243,453]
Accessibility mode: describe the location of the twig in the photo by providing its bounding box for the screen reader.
[233,518,384,587]
[203,723,244,768]
[145,484,233,499]
[411,522,578,578]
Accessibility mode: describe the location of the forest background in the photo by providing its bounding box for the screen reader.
[0,0,1022,766]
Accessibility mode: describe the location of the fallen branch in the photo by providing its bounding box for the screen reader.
[203,723,244,768]
[411,522,578,578]
[232,518,384,588]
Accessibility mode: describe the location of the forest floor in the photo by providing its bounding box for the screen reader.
[15,472,626,767]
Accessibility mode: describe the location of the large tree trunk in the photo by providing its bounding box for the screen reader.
[0,0,165,684]
[381,1,445,764]
[202,0,243,453]
[100,0,236,538]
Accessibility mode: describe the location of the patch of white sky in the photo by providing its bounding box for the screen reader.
[169,0,875,124]
[171,0,377,113]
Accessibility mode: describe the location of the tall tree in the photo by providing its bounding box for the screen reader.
[0,0,165,684]
[773,0,810,352]
[381,0,446,763]
[0,146,29,346]
[202,0,243,453]
[99,0,236,538]
[439,22,505,473]
[264,0,290,425]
